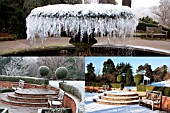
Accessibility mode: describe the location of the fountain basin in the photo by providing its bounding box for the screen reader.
[94,90,139,105]
[1,44,170,56]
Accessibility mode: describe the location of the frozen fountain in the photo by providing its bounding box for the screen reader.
[26,1,138,55]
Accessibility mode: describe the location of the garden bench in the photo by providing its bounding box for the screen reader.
[135,30,147,38]
[139,90,162,110]
[12,79,25,90]
[47,90,65,108]
[146,27,168,39]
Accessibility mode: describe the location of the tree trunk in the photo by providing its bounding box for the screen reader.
[122,0,131,8]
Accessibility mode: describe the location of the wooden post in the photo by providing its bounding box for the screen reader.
[122,0,131,8]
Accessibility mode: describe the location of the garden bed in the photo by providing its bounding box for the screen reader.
[0,33,16,41]
[38,108,72,113]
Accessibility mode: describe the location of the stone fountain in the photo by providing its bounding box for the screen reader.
[26,1,138,55]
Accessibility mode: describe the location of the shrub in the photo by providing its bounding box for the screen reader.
[0,75,49,85]
[39,66,50,77]
[164,87,170,96]
[85,82,103,87]
[139,16,159,25]
[59,82,82,100]
[117,74,123,83]
[137,85,146,92]
[137,22,158,31]
[134,74,143,85]
[40,108,72,113]
[55,67,68,82]
[146,86,155,91]
[137,85,170,97]
[110,83,121,88]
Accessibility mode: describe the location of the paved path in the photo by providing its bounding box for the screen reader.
[85,92,166,113]
[0,37,170,55]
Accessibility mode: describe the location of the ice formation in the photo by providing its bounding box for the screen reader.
[26,4,138,45]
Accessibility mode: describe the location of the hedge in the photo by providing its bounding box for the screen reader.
[110,83,121,88]
[59,82,82,100]
[0,75,49,85]
[137,85,170,97]
[85,82,103,87]
[137,22,170,38]
[0,37,16,41]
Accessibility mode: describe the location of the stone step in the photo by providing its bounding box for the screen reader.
[15,89,58,98]
[100,96,139,101]
[96,99,139,105]
[1,94,48,107]
[8,93,48,103]
[104,93,138,97]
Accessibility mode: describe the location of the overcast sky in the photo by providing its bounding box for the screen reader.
[85,57,170,75]
[116,0,160,7]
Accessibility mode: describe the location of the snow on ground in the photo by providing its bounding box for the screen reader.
[85,92,164,113]
[85,92,118,113]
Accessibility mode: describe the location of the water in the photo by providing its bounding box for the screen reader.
[26,4,138,46]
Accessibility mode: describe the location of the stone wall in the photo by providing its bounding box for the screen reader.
[0,81,58,91]
[161,96,170,111]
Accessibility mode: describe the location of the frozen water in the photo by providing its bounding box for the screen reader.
[26,4,138,45]
[150,79,170,87]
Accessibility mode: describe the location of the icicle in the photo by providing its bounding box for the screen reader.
[26,4,138,45]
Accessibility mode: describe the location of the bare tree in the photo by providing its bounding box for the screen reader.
[151,0,170,27]
[25,58,39,77]
[5,57,29,76]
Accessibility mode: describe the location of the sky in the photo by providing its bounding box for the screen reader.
[85,57,170,75]
[116,0,160,7]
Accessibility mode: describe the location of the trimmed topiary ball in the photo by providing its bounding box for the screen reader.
[39,66,50,77]
[55,67,68,82]
[134,74,143,85]
[117,74,123,83]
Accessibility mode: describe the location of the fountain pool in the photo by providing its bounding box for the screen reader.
[3,44,170,56]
